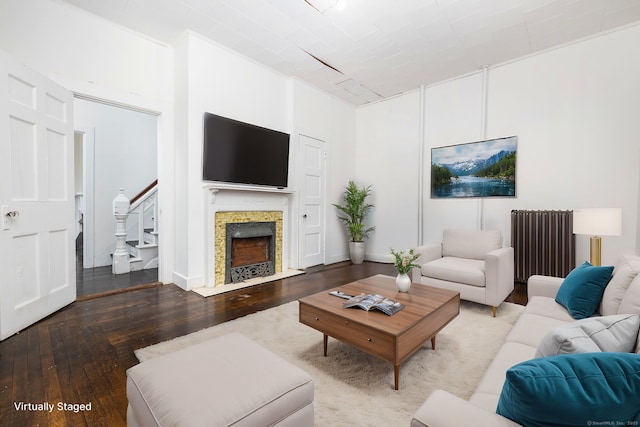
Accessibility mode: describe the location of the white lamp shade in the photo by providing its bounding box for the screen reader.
[573,208,622,236]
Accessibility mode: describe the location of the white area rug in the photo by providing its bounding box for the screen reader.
[191,269,305,297]
[135,299,524,426]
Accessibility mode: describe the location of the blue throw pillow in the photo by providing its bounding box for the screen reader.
[555,261,613,319]
[496,353,640,427]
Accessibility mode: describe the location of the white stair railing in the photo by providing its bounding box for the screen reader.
[129,183,158,247]
[112,181,158,274]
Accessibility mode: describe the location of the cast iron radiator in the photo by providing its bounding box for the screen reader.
[511,210,575,283]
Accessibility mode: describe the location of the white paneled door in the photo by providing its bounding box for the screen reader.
[299,135,326,269]
[0,51,76,340]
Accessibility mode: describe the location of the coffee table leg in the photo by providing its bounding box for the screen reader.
[431,335,436,349]
[394,365,400,390]
[323,334,328,356]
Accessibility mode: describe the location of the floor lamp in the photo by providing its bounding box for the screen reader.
[573,208,622,266]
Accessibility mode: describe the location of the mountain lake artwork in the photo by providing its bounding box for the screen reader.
[431,136,517,198]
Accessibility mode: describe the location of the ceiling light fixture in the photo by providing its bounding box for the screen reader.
[335,0,346,11]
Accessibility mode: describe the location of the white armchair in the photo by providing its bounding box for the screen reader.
[411,229,514,316]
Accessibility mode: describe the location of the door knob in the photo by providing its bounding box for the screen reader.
[303,214,307,218]
[1,205,18,230]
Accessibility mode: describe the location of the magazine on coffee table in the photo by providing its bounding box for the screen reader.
[343,293,405,316]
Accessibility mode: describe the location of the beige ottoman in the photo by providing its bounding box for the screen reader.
[126,333,314,426]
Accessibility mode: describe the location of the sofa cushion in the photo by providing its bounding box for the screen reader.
[469,342,536,412]
[555,261,613,319]
[619,274,640,316]
[520,296,576,322]
[535,314,640,357]
[505,312,571,348]
[422,257,486,287]
[599,254,640,315]
[441,229,502,260]
[496,353,640,427]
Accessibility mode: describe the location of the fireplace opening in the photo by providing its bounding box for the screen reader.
[231,237,269,267]
[225,221,276,283]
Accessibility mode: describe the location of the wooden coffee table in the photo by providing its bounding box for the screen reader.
[298,274,460,390]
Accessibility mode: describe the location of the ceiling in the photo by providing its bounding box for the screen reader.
[57,0,640,105]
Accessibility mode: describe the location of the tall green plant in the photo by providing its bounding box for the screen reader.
[333,180,375,242]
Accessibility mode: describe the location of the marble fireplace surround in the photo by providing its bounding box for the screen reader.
[205,184,293,287]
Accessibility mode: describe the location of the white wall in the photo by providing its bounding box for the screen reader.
[1,1,357,287]
[0,0,172,105]
[483,25,640,265]
[74,99,158,267]
[74,134,83,194]
[172,33,357,288]
[172,33,290,289]
[291,79,357,265]
[356,24,640,267]
[8,0,638,284]
[422,72,486,242]
[0,0,175,281]
[356,92,422,261]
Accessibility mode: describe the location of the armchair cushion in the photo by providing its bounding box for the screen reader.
[442,229,502,260]
[555,262,614,319]
[421,257,486,287]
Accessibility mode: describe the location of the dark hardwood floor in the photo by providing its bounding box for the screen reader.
[0,262,526,427]
[75,232,160,298]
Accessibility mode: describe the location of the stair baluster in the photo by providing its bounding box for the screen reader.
[112,189,131,274]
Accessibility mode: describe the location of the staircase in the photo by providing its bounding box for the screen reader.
[112,180,158,274]
[127,228,158,271]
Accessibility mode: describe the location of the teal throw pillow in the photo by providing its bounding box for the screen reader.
[555,261,613,319]
[496,353,640,427]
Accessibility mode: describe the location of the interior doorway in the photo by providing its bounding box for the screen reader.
[73,98,160,297]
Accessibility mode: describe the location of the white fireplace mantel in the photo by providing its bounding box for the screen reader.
[204,182,295,202]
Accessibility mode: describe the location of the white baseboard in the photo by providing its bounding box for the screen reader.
[172,271,204,291]
[365,253,394,263]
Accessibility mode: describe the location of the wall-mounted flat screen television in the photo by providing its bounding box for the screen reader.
[202,112,290,188]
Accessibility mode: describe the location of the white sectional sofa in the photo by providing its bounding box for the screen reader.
[411,254,640,427]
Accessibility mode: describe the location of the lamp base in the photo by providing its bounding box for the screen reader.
[589,236,602,266]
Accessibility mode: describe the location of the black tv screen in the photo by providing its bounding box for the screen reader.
[202,112,290,188]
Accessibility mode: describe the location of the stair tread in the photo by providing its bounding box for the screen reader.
[126,241,158,248]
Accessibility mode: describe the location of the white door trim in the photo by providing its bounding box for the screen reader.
[49,73,174,284]
[75,126,95,268]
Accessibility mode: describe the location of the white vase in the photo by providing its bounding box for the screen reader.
[349,241,365,264]
[395,273,411,292]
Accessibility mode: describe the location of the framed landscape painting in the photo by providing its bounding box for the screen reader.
[431,136,517,198]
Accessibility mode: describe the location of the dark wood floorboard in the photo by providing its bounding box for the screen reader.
[75,232,159,297]
[0,261,527,427]
[76,265,159,297]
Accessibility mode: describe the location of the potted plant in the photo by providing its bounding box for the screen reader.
[333,180,375,264]
[390,248,421,292]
